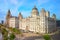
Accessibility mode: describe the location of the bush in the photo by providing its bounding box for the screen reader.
[43,34,51,40]
[36,32,39,34]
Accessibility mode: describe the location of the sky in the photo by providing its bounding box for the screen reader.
[0,0,60,23]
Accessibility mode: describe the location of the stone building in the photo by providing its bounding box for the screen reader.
[5,6,56,34]
[9,16,19,28]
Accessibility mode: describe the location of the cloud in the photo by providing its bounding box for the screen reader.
[37,0,50,5]
[0,0,60,21]
[0,0,24,14]
[10,0,18,5]
[0,0,50,19]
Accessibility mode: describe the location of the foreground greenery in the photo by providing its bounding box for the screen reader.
[0,24,22,40]
[8,27,22,34]
[43,34,51,40]
[9,33,15,40]
[0,24,52,40]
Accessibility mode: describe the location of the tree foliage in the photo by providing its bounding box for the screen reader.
[1,28,8,40]
[9,33,15,40]
[0,24,22,40]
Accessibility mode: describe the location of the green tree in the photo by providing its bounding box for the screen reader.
[0,24,22,40]
[1,28,8,40]
[9,33,15,40]
[12,28,22,34]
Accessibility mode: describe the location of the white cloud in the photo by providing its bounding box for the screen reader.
[5,0,25,16]
[37,0,50,5]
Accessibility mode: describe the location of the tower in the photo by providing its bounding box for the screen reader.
[6,10,11,27]
[45,11,50,33]
[31,6,39,17]
[40,8,46,17]
[40,8,46,33]
[52,14,56,31]
[18,12,23,20]
[18,12,23,30]
[46,11,50,17]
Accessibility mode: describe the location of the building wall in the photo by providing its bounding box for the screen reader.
[48,18,56,33]
[19,19,26,30]
[9,17,19,28]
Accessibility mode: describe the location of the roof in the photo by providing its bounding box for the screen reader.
[11,16,18,18]
[32,6,38,10]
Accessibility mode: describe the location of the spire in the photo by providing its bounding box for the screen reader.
[18,12,23,20]
[6,9,11,19]
[5,9,11,27]
[32,5,38,10]
[8,9,10,14]
[19,12,21,16]
[34,5,36,8]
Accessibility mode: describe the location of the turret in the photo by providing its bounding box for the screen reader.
[18,12,23,20]
[31,5,39,17]
[52,14,56,20]
[6,10,11,19]
[40,8,46,16]
[6,10,11,27]
[46,11,50,17]
[52,14,56,31]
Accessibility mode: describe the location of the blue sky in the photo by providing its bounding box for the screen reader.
[0,0,60,23]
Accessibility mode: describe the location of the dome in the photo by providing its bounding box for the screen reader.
[32,5,38,13]
[32,6,38,10]
[31,6,39,17]
[52,14,56,18]
[52,14,56,20]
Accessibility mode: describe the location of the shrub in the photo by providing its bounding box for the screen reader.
[36,32,39,34]
[43,34,51,40]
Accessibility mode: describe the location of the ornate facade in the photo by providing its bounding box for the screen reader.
[6,6,56,34]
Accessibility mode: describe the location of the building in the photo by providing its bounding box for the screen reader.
[5,6,56,34]
[9,16,19,28]
[56,20,60,27]
[56,20,60,31]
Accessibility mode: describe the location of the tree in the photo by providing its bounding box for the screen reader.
[9,33,15,40]
[12,28,22,34]
[0,24,22,40]
[1,28,8,40]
